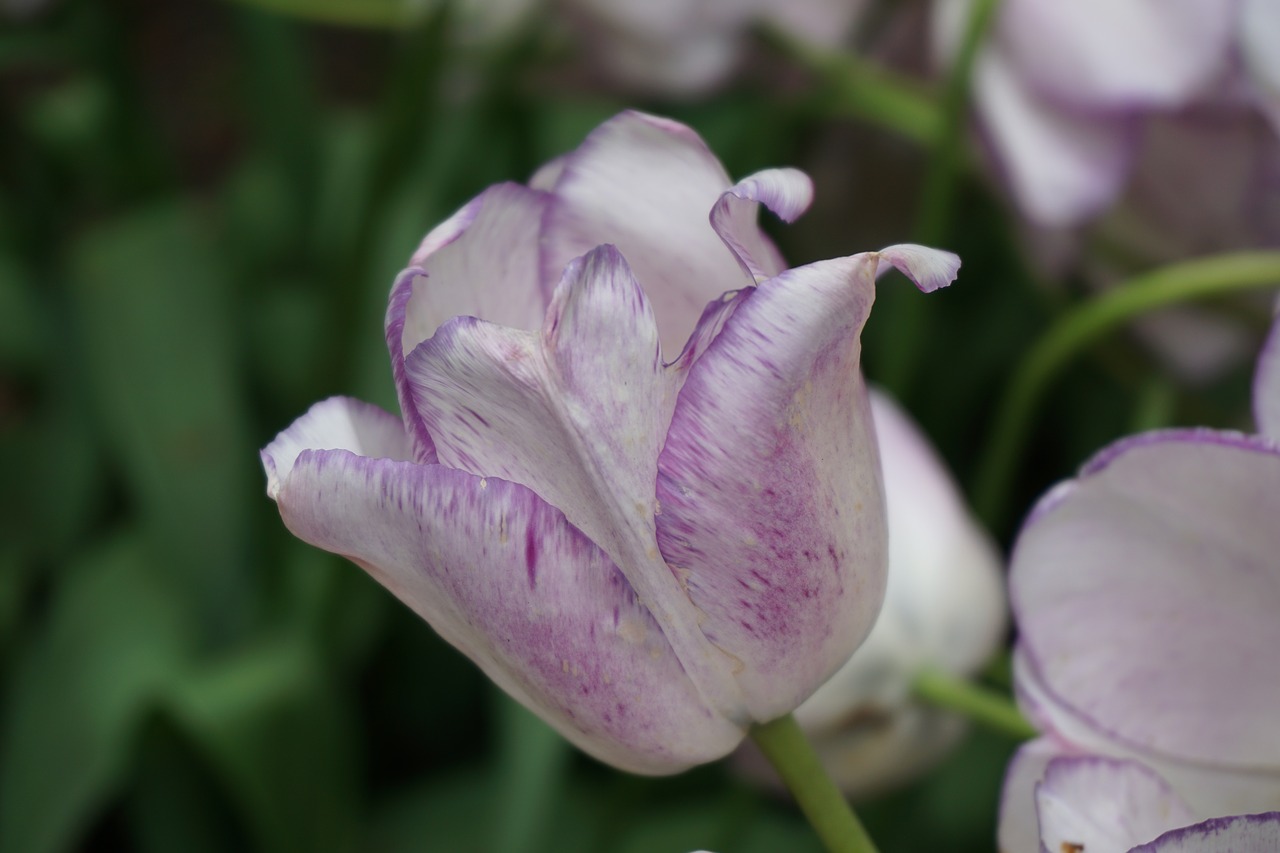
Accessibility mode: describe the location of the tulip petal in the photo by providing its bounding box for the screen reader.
[261,396,413,499]
[999,0,1234,108]
[386,183,553,460]
[1035,756,1194,853]
[999,737,1075,853]
[272,451,744,774]
[710,168,813,282]
[1253,316,1280,441]
[405,244,749,721]
[1011,431,1280,771]
[973,46,1136,226]
[1132,812,1280,853]
[655,247,957,721]
[540,111,758,356]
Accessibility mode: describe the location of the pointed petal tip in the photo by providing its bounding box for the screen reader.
[876,244,961,293]
[724,168,814,224]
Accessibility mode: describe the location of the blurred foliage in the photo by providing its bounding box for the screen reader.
[0,1,1263,852]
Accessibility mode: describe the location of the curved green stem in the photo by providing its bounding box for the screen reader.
[758,26,940,146]
[749,714,879,853]
[912,668,1037,741]
[973,251,1280,526]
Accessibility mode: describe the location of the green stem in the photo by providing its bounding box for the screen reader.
[758,26,941,146]
[881,0,1001,399]
[973,251,1280,526]
[914,0,1001,244]
[749,714,880,853]
[912,668,1037,741]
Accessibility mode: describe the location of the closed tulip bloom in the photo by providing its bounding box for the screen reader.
[782,389,1005,797]
[998,317,1280,850]
[261,111,959,774]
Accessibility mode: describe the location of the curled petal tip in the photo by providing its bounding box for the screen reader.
[875,244,961,293]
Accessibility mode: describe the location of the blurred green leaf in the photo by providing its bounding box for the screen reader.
[368,765,492,853]
[489,690,571,853]
[163,635,361,853]
[0,252,46,367]
[227,0,430,29]
[69,202,257,644]
[0,533,194,853]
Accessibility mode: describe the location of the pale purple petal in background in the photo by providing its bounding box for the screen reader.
[1035,757,1194,853]
[1011,432,1280,771]
[1241,0,1280,133]
[1131,812,1280,853]
[1252,315,1280,441]
[999,737,1076,853]
[998,0,1234,108]
[972,47,1136,225]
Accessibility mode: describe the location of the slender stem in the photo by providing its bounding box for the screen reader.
[880,0,1002,398]
[749,714,880,853]
[973,251,1280,526]
[758,25,941,146]
[914,0,1001,244]
[912,668,1037,741]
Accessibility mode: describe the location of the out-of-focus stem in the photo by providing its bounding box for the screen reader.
[749,714,880,853]
[759,25,941,146]
[912,667,1037,741]
[973,251,1280,527]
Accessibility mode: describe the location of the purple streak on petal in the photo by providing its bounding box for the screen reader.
[402,182,552,345]
[875,243,961,293]
[538,110,754,357]
[261,396,413,499]
[274,451,745,773]
[710,168,813,281]
[1131,812,1280,853]
[656,253,889,721]
[1253,315,1280,441]
[1011,433,1280,771]
[385,267,437,462]
[668,287,754,372]
[405,244,748,722]
[1035,756,1193,853]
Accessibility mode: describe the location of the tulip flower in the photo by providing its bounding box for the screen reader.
[261,111,959,774]
[998,317,1280,851]
[932,0,1280,228]
[758,388,1005,797]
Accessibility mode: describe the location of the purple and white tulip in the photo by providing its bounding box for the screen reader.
[261,111,959,775]
[998,317,1280,850]
[780,389,1005,797]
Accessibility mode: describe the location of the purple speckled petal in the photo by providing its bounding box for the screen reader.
[998,0,1234,109]
[405,244,749,722]
[540,111,756,357]
[1035,756,1194,853]
[272,452,744,774]
[710,168,813,282]
[999,738,1074,853]
[1132,812,1280,853]
[973,45,1136,226]
[261,397,414,498]
[387,184,552,460]
[655,247,958,721]
[1252,315,1280,441]
[1011,431,1280,771]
